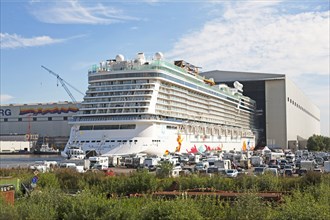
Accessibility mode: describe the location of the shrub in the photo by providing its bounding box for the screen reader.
[15,188,65,219]
[0,197,19,220]
[256,173,280,191]
[140,198,203,220]
[156,160,174,178]
[54,169,82,193]
[226,193,274,220]
[300,171,322,187]
[59,190,113,220]
[194,196,230,219]
[37,172,60,189]
[274,187,330,220]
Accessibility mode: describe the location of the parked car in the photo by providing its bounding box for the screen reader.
[279,160,288,169]
[313,168,323,173]
[148,165,157,172]
[207,167,221,174]
[284,169,293,176]
[268,164,280,170]
[298,168,308,176]
[225,169,238,178]
[253,167,265,176]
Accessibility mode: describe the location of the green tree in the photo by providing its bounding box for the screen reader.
[307,134,324,151]
[324,136,330,151]
[156,160,174,178]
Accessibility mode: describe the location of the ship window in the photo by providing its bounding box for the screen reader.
[91,140,96,143]
[120,124,136,129]
[134,140,138,142]
[117,140,122,142]
[33,117,37,121]
[110,140,115,142]
[166,125,177,130]
[18,118,22,121]
[63,117,68,120]
[80,126,93,130]
[48,117,52,121]
[4,118,8,122]
[105,140,110,142]
[129,140,133,143]
[86,141,90,143]
[123,140,127,143]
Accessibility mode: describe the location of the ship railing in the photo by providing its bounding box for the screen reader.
[70,115,186,123]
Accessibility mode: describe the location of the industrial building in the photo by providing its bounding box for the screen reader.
[0,102,79,152]
[201,70,320,151]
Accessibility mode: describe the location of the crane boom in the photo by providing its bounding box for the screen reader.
[41,65,84,103]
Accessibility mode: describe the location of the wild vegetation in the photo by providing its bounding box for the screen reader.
[1,168,330,220]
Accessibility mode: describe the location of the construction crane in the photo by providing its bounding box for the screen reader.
[41,65,84,103]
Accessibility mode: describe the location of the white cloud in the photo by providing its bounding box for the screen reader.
[0,94,14,103]
[166,2,329,78]
[166,1,329,135]
[0,33,66,49]
[29,1,138,24]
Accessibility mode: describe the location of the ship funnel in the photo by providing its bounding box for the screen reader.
[135,52,146,64]
[115,54,124,62]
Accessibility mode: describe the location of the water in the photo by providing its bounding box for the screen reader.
[0,154,65,168]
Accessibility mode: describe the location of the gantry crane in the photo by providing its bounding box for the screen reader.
[41,65,84,103]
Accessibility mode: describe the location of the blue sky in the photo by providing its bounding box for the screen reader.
[1,0,329,136]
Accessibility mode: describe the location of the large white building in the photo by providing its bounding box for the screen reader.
[201,70,320,151]
[0,102,79,150]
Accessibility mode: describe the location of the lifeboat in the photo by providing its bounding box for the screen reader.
[203,78,215,86]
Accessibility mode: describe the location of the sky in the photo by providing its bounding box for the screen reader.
[0,0,329,136]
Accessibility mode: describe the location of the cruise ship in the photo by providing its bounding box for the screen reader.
[62,52,256,158]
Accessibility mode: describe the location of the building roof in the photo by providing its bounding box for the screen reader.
[201,70,285,82]
[0,101,80,107]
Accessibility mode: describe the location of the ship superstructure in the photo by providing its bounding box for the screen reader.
[62,52,256,157]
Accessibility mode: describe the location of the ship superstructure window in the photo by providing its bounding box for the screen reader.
[79,124,136,130]
[48,117,52,121]
[4,118,8,122]
[18,118,22,121]
[166,125,177,130]
[33,117,37,121]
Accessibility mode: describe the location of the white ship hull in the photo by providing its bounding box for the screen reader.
[63,122,254,157]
